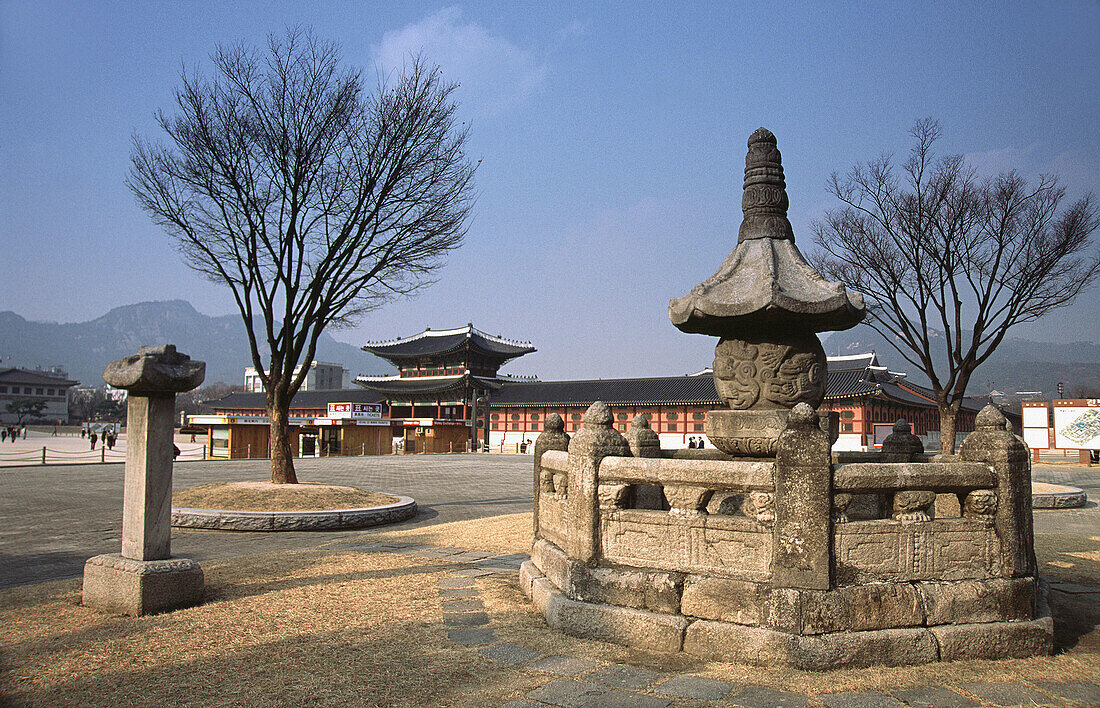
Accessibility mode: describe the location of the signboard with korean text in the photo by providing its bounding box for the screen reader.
[1021,402,1050,450]
[327,402,383,420]
[1053,399,1100,450]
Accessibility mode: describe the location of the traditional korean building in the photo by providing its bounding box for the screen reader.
[484,352,982,452]
[202,335,984,455]
[357,324,536,453]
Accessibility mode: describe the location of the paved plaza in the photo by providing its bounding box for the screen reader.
[1,452,532,589]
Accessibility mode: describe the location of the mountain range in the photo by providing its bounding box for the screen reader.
[821,325,1100,398]
[0,300,395,388]
[2,301,1097,397]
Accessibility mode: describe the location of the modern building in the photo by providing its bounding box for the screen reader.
[0,367,80,424]
[244,361,350,393]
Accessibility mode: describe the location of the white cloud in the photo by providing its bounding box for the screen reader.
[372,7,546,117]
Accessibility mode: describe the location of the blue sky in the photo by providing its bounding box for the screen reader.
[2,1,1097,379]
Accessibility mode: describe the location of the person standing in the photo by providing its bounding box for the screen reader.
[90,431,98,450]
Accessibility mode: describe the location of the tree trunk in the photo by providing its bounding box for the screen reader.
[938,403,958,455]
[269,392,298,484]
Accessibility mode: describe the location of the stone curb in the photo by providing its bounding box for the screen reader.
[1031,483,1087,509]
[170,494,417,531]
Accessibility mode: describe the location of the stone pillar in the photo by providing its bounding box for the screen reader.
[566,402,630,564]
[880,419,924,462]
[533,413,570,539]
[773,403,832,590]
[959,405,1036,578]
[83,345,206,615]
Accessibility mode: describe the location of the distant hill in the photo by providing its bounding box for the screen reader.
[0,300,395,387]
[822,324,1100,398]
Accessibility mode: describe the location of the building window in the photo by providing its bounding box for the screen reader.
[24,387,32,394]
[842,423,853,432]
[667,423,678,431]
[0,386,6,393]
[693,412,705,420]
[841,410,855,419]
[477,420,485,428]
[530,413,539,421]
[693,423,704,432]
[491,423,499,430]
[491,413,499,421]
[511,423,519,430]
[571,413,582,421]
[511,413,521,421]
[618,424,626,431]
[666,412,678,421]
[530,423,539,431]
[46,388,54,396]
[617,412,628,421]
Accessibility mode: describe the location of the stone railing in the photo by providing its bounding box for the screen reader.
[522,402,1050,668]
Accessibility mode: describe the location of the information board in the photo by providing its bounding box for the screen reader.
[1053,399,1100,450]
[1021,402,1049,450]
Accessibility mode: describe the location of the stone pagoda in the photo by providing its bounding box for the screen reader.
[521,129,1052,669]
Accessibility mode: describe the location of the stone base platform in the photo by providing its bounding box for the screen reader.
[1032,482,1087,509]
[171,494,417,531]
[82,553,203,616]
[520,560,1054,670]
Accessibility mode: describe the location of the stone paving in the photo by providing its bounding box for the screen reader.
[0,453,532,588]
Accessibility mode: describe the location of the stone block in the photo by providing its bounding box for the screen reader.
[795,627,939,671]
[530,577,557,615]
[918,578,1035,625]
[934,493,961,519]
[799,583,924,635]
[532,538,572,591]
[685,620,939,670]
[931,615,1053,661]
[773,404,832,590]
[571,565,683,615]
[518,560,538,597]
[684,619,798,665]
[544,590,687,653]
[681,576,768,624]
[82,553,203,616]
[653,675,736,700]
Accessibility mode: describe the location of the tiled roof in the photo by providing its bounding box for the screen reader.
[0,368,80,387]
[362,325,535,361]
[208,388,385,411]
[358,375,500,395]
[490,376,723,407]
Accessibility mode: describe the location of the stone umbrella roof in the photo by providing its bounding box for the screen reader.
[669,128,865,335]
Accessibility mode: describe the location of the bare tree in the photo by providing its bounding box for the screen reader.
[812,119,1098,453]
[129,29,476,482]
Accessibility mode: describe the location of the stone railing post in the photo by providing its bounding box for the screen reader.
[566,401,630,564]
[532,412,570,539]
[773,403,832,590]
[82,345,206,615]
[959,405,1036,578]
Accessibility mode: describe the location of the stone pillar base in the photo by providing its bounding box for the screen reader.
[82,553,203,616]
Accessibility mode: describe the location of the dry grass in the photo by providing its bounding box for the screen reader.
[2,511,1097,706]
[0,551,544,707]
[369,512,533,554]
[172,482,397,512]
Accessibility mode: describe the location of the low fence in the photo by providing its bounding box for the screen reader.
[0,443,207,466]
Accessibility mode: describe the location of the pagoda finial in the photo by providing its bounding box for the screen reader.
[738,126,793,243]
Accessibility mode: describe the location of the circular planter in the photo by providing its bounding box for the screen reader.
[171,494,417,531]
[1031,483,1087,509]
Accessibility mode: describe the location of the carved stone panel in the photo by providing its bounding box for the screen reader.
[600,512,771,580]
[834,520,998,584]
[539,497,568,550]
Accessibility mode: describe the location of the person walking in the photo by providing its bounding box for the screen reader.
[106,431,116,450]
[1,428,6,443]
[89,431,98,450]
